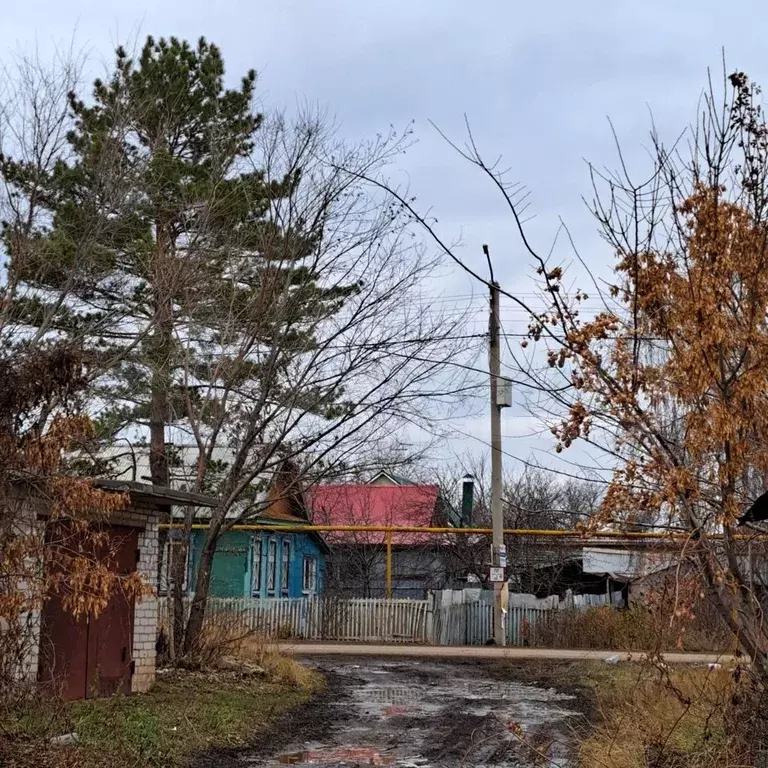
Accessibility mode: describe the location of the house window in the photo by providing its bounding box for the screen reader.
[251,536,262,597]
[158,536,188,596]
[281,540,290,595]
[302,556,317,594]
[267,538,277,593]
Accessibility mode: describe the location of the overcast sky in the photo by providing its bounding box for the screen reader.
[3,0,766,477]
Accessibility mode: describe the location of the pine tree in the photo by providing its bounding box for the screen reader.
[2,36,342,486]
[3,37,466,654]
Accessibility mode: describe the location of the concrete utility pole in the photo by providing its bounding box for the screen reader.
[486,245,507,646]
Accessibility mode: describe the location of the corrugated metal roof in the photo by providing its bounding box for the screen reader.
[308,484,441,545]
[82,445,307,523]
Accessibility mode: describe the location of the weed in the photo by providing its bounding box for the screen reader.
[535,606,734,653]
[577,662,756,767]
[239,635,324,691]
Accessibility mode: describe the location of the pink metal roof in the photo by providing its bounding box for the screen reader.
[308,484,441,545]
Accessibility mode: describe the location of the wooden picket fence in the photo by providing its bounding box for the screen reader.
[158,596,430,643]
[157,590,624,646]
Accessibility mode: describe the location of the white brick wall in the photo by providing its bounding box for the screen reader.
[20,610,41,681]
[132,511,159,693]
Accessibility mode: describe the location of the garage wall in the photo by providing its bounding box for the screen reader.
[29,501,161,696]
[112,502,159,694]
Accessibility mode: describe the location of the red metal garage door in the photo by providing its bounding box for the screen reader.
[38,524,138,700]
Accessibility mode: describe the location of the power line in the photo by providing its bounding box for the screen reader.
[449,426,612,486]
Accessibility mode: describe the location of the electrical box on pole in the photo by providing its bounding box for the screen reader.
[496,378,512,408]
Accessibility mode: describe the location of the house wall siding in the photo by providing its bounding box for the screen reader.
[190,530,325,598]
[190,530,251,598]
[287,533,325,596]
[326,546,450,599]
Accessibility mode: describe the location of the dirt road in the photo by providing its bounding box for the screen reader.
[278,642,734,664]
[234,658,582,767]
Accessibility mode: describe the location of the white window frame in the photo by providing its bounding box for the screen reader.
[302,556,317,594]
[267,538,277,593]
[281,540,290,595]
[251,536,262,597]
[159,536,189,596]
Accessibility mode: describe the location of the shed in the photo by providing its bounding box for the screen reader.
[33,480,217,700]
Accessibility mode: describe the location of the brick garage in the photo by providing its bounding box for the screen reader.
[32,481,216,699]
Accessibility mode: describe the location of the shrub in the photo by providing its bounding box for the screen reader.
[534,605,734,653]
[177,611,252,670]
[578,662,765,767]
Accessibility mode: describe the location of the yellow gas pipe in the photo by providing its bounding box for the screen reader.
[160,522,765,600]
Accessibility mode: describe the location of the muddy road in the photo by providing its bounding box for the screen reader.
[238,659,582,767]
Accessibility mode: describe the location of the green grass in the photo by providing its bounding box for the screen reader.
[0,667,322,768]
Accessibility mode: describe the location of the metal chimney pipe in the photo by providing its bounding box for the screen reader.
[461,474,475,528]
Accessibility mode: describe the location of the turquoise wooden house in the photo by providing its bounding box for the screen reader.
[188,520,328,599]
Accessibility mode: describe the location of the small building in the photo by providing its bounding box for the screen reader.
[581,545,679,606]
[309,473,463,599]
[514,541,682,606]
[33,480,216,700]
[183,493,328,599]
[90,444,328,600]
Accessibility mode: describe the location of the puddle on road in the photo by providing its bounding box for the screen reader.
[278,746,394,765]
[258,660,578,767]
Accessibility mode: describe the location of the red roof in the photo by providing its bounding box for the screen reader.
[308,484,440,545]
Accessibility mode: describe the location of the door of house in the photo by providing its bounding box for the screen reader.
[38,524,138,700]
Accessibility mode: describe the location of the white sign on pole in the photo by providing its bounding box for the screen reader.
[489,566,505,583]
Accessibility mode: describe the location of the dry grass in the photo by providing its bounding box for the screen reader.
[577,662,760,768]
[174,613,322,692]
[536,607,735,653]
[238,635,324,691]
[176,618,323,690]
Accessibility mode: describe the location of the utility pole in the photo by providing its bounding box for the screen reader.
[486,245,507,645]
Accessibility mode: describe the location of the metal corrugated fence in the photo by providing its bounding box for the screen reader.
[431,600,552,646]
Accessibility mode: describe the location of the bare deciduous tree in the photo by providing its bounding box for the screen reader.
[172,109,476,651]
[370,70,768,679]
[436,458,599,593]
[2,37,479,655]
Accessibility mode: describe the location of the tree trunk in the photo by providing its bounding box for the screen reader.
[182,518,222,655]
[149,220,173,487]
[169,507,195,658]
[149,369,169,486]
